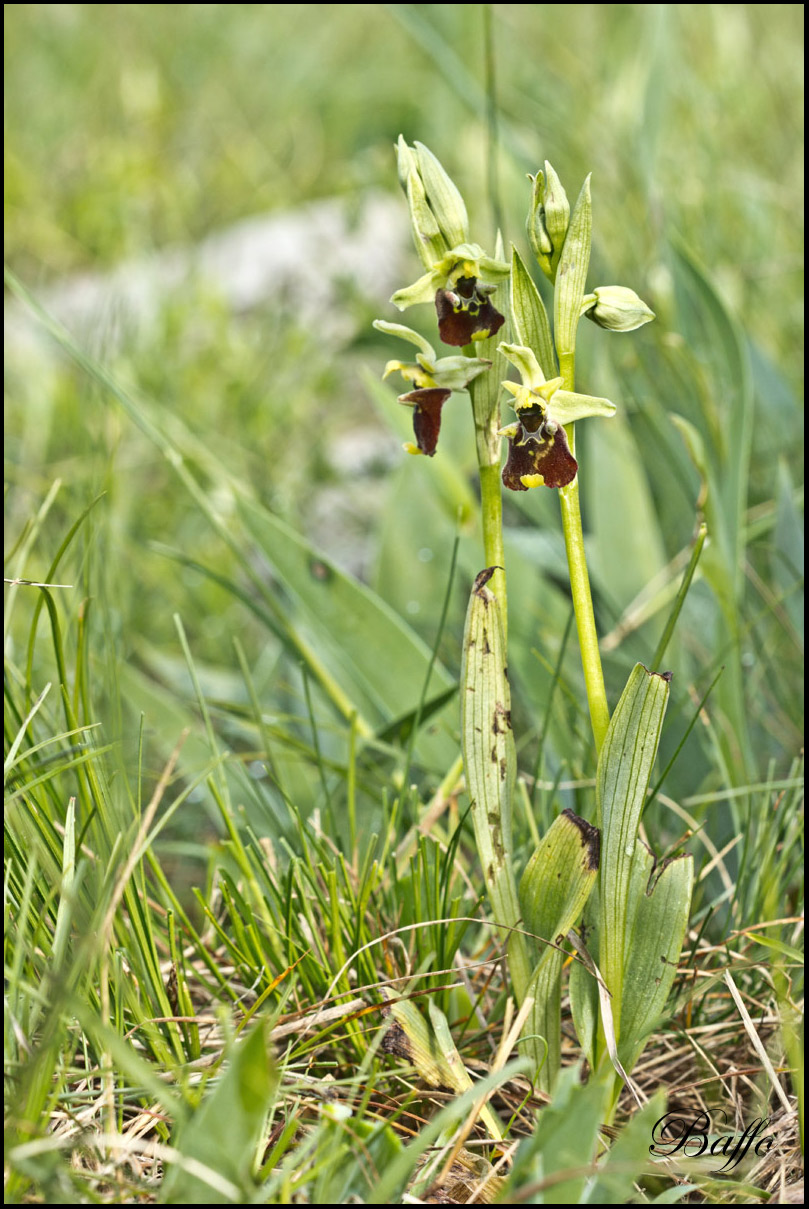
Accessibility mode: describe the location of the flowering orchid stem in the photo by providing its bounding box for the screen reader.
[558,354,610,753]
[559,469,610,752]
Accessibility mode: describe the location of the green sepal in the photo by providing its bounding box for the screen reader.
[397,136,447,268]
[376,319,493,395]
[474,252,512,283]
[548,390,616,424]
[373,319,435,360]
[427,355,492,392]
[391,267,443,310]
[499,342,545,388]
[391,243,510,312]
[444,242,505,275]
[526,170,553,279]
[584,285,656,332]
[395,134,419,191]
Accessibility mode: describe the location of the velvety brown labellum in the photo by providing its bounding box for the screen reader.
[502,423,578,490]
[399,387,452,456]
[435,276,505,347]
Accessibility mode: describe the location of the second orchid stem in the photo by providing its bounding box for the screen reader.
[558,353,610,754]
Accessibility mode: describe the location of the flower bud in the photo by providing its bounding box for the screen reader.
[397,137,447,268]
[526,162,570,282]
[526,172,553,279]
[541,161,569,275]
[414,141,469,251]
[396,136,470,270]
[583,285,655,332]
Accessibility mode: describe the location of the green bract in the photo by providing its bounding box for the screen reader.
[553,175,593,365]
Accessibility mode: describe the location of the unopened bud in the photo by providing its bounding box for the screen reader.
[583,285,655,332]
[414,141,469,251]
[526,172,553,279]
[526,162,570,282]
[395,136,471,269]
[541,161,569,276]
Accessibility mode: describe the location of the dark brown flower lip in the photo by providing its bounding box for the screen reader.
[399,386,452,456]
[502,422,578,490]
[435,277,505,347]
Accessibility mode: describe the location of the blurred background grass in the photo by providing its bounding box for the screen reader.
[5,3,804,868]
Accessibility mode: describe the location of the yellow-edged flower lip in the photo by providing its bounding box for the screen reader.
[501,417,578,491]
[435,276,505,347]
[497,342,616,492]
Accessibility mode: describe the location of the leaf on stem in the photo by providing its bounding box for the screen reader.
[553,175,592,364]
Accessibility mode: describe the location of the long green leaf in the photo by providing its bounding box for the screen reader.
[460,568,531,1000]
[619,853,693,1071]
[599,663,670,1035]
[519,809,599,1090]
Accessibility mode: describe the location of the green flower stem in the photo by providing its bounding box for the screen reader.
[557,353,610,753]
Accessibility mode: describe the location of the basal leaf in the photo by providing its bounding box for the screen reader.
[599,664,670,1036]
[160,1022,277,1203]
[619,853,694,1071]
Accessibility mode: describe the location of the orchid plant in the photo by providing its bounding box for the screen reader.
[374,139,693,1102]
